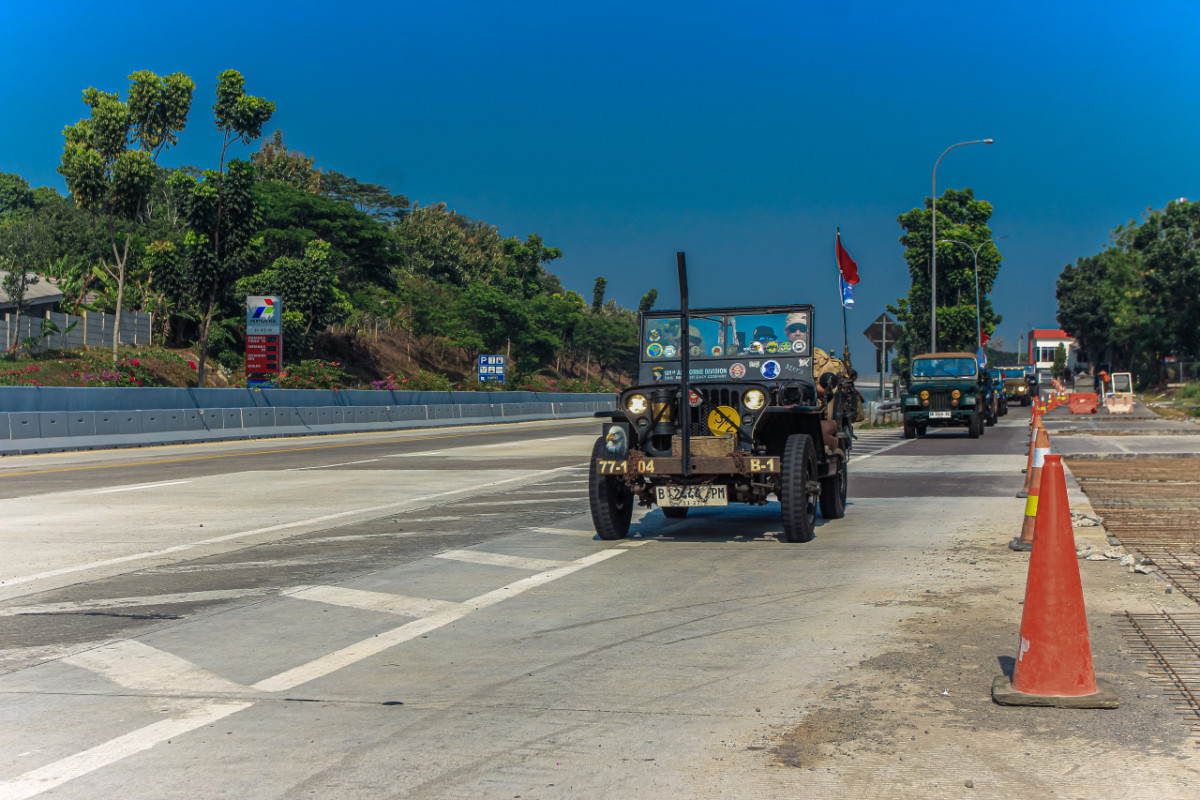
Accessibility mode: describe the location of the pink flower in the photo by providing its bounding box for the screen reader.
[131,360,140,366]
[188,361,197,369]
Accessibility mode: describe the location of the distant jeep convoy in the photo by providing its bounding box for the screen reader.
[902,352,995,439]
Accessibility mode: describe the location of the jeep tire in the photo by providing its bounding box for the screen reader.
[588,436,633,539]
[968,410,982,439]
[819,454,847,520]
[781,434,818,543]
[903,418,916,440]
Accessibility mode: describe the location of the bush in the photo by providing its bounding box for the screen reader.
[274,360,350,390]
[70,354,165,387]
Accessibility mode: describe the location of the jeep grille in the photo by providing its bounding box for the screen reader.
[926,388,952,411]
[688,387,742,436]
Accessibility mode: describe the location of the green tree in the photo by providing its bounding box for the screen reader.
[173,70,274,385]
[317,169,409,224]
[235,239,351,356]
[499,234,563,300]
[252,130,319,192]
[58,70,195,361]
[0,173,35,215]
[1051,342,1067,378]
[591,276,607,311]
[395,203,505,287]
[638,288,658,313]
[890,188,1002,365]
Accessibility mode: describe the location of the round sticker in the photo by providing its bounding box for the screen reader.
[761,360,781,379]
[792,339,807,354]
[664,345,677,357]
[689,345,703,357]
[729,363,747,379]
[766,342,778,353]
[646,343,663,358]
[749,342,764,354]
[648,329,661,342]
[707,406,739,436]
[710,345,723,357]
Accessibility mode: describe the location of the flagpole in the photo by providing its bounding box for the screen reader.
[837,229,851,370]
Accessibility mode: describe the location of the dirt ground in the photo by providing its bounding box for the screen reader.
[764,501,1200,798]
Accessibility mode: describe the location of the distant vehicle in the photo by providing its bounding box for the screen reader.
[589,299,858,544]
[902,352,991,439]
[998,366,1035,406]
[988,369,1008,418]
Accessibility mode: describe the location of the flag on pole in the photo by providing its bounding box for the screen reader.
[841,276,855,308]
[836,230,860,285]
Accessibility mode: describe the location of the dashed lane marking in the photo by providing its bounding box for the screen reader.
[285,459,380,471]
[434,550,570,571]
[452,498,577,507]
[283,585,461,617]
[62,640,252,695]
[0,588,276,616]
[527,526,596,537]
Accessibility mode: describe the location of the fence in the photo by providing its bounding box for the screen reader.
[1,310,153,353]
[1165,361,1200,384]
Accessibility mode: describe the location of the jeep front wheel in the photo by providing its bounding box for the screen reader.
[819,454,847,520]
[781,434,818,543]
[588,436,633,539]
[903,418,916,440]
[968,410,982,439]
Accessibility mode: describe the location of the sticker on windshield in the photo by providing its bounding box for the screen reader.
[766,342,778,353]
[648,329,661,342]
[792,339,807,354]
[761,360,780,379]
[710,345,723,356]
[646,343,663,358]
[729,363,746,379]
[664,345,677,357]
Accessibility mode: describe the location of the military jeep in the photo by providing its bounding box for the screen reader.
[998,366,1034,406]
[902,352,990,439]
[589,303,858,543]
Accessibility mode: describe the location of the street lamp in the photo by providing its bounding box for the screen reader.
[941,236,1007,355]
[930,138,994,352]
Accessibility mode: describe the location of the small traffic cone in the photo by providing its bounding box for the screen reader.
[1016,422,1041,497]
[1010,426,1051,548]
[993,454,1119,708]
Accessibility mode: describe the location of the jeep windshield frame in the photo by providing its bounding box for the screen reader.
[911,357,979,380]
[637,304,816,385]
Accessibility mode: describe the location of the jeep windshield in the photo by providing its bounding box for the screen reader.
[641,310,810,361]
[912,357,978,379]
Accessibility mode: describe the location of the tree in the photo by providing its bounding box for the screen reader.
[591,276,607,311]
[252,130,319,192]
[638,288,658,313]
[1051,343,1067,378]
[173,70,274,386]
[890,188,1002,366]
[58,70,195,361]
[0,173,35,215]
[317,170,409,224]
[394,203,505,287]
[499,234,563,300]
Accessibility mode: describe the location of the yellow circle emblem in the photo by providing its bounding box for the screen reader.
[707,405,739,435]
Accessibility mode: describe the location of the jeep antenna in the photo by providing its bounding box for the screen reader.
[676,251,691,477]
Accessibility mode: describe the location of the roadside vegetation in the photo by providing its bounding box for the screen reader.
[1142,382,1200,420]
[0,68,647,392]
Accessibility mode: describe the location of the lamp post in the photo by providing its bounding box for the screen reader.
[942,236,1007,355]
[930,138,994,352]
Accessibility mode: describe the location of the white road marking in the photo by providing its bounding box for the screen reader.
[253,549,626,693]
[526,526,596,537]
[3,465,578,590]
[401,516,463,523]
[0,701,251,800]
[849,437,911,463]
[435,550,570,571]
[387,450,445,457]
[0,588,275,617]
[471,436,569,450]
[453,498,575,507]
[520,488,586,495]
[63,640,252,695]
[90,480,192,494]
[286,459,380,471]
[283,585,461,617]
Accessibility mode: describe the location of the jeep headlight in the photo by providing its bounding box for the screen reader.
[743,389,766,410]
[626,393,649,414]
[919,390,929,400]
[951,389,961,399]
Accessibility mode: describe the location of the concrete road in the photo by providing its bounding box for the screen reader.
[0,414,1196,799]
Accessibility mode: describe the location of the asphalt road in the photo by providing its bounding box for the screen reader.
[1,412,1196,799]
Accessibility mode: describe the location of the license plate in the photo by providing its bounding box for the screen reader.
[930,411,951,419]
[656,485,728,508]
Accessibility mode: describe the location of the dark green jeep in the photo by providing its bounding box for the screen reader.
[902,352,990,439]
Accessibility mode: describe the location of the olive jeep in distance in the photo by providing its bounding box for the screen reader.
[589,304,857,544]
[902,352,991,439]
[998,366,1035,406]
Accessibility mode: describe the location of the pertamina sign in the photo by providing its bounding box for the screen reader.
[246,296,283,375]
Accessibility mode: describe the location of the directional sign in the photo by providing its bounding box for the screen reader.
[863,313,898,350]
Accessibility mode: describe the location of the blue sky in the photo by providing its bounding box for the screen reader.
[2,1,1197,368]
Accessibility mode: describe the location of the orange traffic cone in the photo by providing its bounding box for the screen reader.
[993,454,1119,708]
[1010,426,1051,547]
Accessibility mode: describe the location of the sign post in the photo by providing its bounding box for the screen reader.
[478,354,506,384]
[863,313,898,399]
[246,296,282,386]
